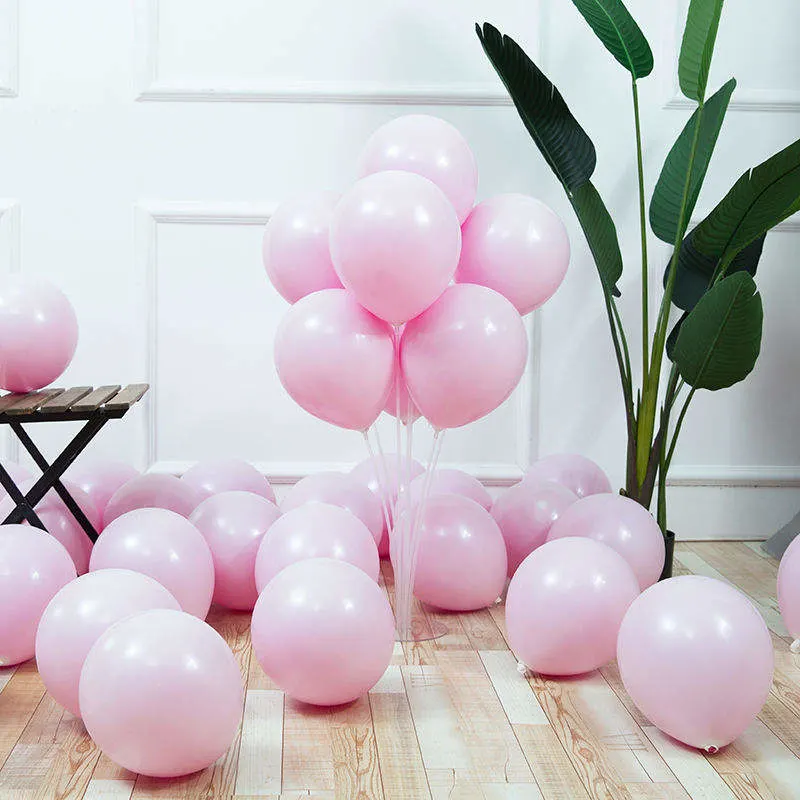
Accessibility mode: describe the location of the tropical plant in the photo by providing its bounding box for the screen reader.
[477,0,800,548]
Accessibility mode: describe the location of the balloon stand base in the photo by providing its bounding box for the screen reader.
[395,616,448,643]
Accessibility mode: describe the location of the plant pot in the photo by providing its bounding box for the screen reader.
[659,529,676,581]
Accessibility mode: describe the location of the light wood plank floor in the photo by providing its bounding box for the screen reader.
[1,541,798,800]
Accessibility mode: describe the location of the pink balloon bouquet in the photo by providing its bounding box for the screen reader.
[103,473,201,527]
[778,535,800,652]
[181,458,275,504]
[65,460,140,521]
[408,468,492,512]
[523,453,612,498]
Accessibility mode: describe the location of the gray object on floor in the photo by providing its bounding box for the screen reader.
[763,510,800,559]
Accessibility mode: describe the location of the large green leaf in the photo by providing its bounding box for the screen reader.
[649,78,735,243]
[476,23,596,192]
[570,0,653,78]
[678,0,725,102]
[672,271,763,390]
[666,312,689,361]
[571,181,623,293]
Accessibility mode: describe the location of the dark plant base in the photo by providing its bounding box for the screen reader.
[659,530,676,581]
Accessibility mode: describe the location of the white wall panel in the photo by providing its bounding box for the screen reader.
[0,0,17,97]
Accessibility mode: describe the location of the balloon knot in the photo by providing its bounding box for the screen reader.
[494,596,503,605]
[704,745,719,755]
[516,661,529,677]
[791,639,800,654]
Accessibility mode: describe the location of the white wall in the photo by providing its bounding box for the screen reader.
[0,0,798,539]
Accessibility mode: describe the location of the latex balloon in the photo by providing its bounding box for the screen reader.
[456,194,570,314]
[491,480,578,576]
[255,503,379,591]
[407,494,507,611]
[65,460,140,520]
[0,461,32,500]
[251,558,394,705]
[778,535,800,651]
[90,508,215,619]
[104,473,201,527]
[401,284,528,429]
[80,609,243,777]
[35,569,180,716]
[618,576,774,751]
[262,190,343,303]
[274,288,394,431]
[523,453,612,498]
[0,276,78,392]
[384,330,420,422]
[281,472,383,547]
[0,525,76,666]
[181,458,275,504]
[359,114,478,223]
[190,491,281,610]
[547,493,665,589]
[409,469,493,511]
[507,537,639,676]
[330,171,462,324]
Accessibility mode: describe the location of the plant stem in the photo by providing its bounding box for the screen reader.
[632,78,649,381]
[656,365,681,531]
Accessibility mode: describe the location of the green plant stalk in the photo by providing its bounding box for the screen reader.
[631,78,649,381]
[656,365,681,530]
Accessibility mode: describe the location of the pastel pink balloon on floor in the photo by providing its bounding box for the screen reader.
[523,453,612,498]
[547,493,665,589]
[409,468,493,511]
[181,458,275,504]
[254,503,379,591]
[778,535,800,651]
[262,190,343,303]
[0,525,76,666]
[408,494,507,612]
[358,114,478,224]
[65,460,140,519]
[103,473,201,527]
[274,289,394,431]
[0,276,78,392]
[80,609,243,777]
[456,194,570,314]
[618,576,774,751]
[491,480,578,576]
[507,537,639,676]
[35,569,180,716]
[281,472,383,548]
[190,491,281,610]
[251,558,394,706]
[401,284,528,429]
[90,508,215,619]
[330,170,462,324]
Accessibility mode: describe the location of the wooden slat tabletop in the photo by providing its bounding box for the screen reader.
[69,385,122,413]
[39,386,93,414]
[4,389,65,415]
[104,383,149,412]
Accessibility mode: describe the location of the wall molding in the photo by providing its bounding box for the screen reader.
[668,465,800,488]
[0,0,19,98]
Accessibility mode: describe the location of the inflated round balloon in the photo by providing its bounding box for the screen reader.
[262,190,343,303]
[181,458,275,504]
[65,460,140,520]
[0,461,32,500]
[0,525,76,666]
[507,537,639,676]
[408,494,507,611]
[190,491,281,610]
[409,469,492,511]
[778,535,800,651]
[251,558,394,705]
[401,284,528,429]
[547,493,665,589]
[456,194,570,314]
[0,276,78,392]
[359,115,478,224]
[103,473,201,527]
[255,503,379,591]
[275,289,394,431]
[35,569,180,716]
[491,480,578,576]
[80,609,243,777]
[330,171,462,325]
[523,453,612,498]
[90,508,215,619]
[618,576,773,751]
[281,472,383,547]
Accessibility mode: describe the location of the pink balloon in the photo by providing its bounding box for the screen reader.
[0,525,76,666]
[359,115,478,224]
[281,472,383,547]
[0,276,78,392]
[523,453,612,498]
[35,569,180,716]
[103,473,201,527]
[65,460,141,519]
[251,558,394,705]
[275,288,394,431]
[778,535,800,649]
[408,494,507,611]
[491,480,578,576]
[330,171,462,325]
[0,461,32,499]
[80,609,243,777]
[401,284,528,429]
[190,491,281,610]
[181,458,275,504]
[507,537,640,676]
[255,503,379,591]
[456,194,570,314]
[409,469,492,511]
[384,332,420,422]
[90,508,215,619]
[262,190,344,303]
[618,576,774,751]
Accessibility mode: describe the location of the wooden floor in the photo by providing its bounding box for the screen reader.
[1,541,799,800]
